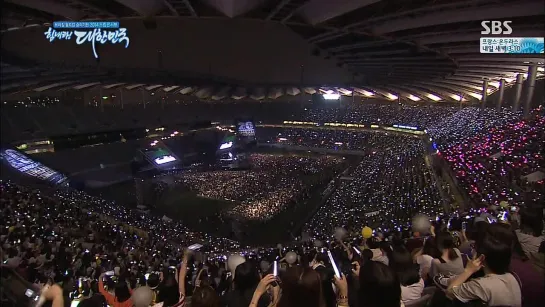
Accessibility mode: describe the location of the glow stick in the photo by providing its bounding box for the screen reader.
[327,250,341,279]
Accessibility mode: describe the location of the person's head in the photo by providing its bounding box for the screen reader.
[278,266,325,307]
[358,261,401,307]
[361,249,373,263]
[390,247,420,286]
[421,237,440,258]
[114,280,131,303]
[475,223,514,274]
[192,285,220,307]
[233,261,260,292]
[436,231,459,260]
[519,207,544,237]
[146,272,161,289]
[366,237,380,250]
[449,217,463,232]
[132,286,153,307]
[157,274,179,306]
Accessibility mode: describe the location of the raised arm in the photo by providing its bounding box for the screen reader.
[178,249,190,298]
[98,274,116,306]
[41,284,65,307]
[446,254,484,300]
[250,274,276,307]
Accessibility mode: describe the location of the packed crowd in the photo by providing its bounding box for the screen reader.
[304,136,444,239]
[257,127,395,151]
[300,104,459,128]
[439,112,545,208]
[175,154,344,221]
[2,178,543,307]
[426,107,521,147]
[2,103,545,306]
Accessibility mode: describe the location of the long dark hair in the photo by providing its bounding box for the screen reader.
[157,273,179,307]
[228,262,263,307]
[358,261,401,307]
[233,262,260,293]
[192,286,220,307]
[390,247,420,286]
[114,280,131,303]
[421,237,440,258]
[278,267,325,307]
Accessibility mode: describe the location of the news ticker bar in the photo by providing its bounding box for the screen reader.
[480,37,544,54]
[53,21,120,29]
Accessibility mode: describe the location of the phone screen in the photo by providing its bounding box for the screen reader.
[511,206,517,212]
[273,261,278,276]
[188,243,203,251]
[327,250,341,279]
[25,289,34,298]
[105,271,115,276]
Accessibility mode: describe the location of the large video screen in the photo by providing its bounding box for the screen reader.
[236,121,256,138]
[218,135,236,150]
[143,147,177,166]
[1,149,67,185]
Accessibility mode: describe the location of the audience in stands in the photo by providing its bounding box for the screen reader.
[1,105,544,307]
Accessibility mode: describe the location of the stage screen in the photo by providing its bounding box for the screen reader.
[143,147,177,166]
[218,135,236,150]
[236,121,256,138]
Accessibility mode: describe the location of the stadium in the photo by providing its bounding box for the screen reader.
[0,0,544,306]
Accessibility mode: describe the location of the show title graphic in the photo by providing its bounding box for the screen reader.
[480,20,544,54]
[44,21,130,58]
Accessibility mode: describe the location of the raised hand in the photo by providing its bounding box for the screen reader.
[255,274,277,296]
[466,254,485,273]
[334,273,348,297]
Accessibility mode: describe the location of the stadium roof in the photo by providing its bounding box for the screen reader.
[1,0,544,103]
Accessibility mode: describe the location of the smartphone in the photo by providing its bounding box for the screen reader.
[462,222,467,231]
[327,250,341,279]
[510,206,517,212]
[144,273,150,280]
[188,243,203,251]
[25,289,36,299]
[105,271,115,276]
